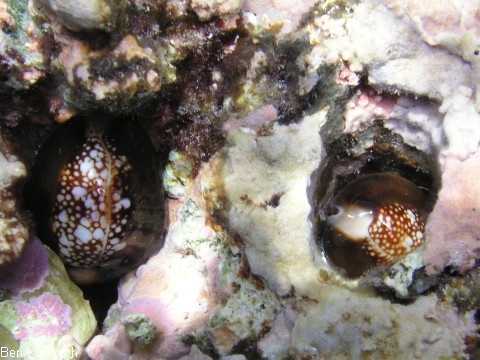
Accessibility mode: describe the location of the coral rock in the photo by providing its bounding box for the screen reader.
[0,189,28,268]
[291,287,475,359]
[191,0,244,21]
[32,0,126,32]
[53,34,169,106]
[221,111,325,297]
[0,0,45,91]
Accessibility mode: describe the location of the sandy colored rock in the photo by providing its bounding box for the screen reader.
[243,0,317,38]
[222,111,326,297]
[291,287,474,359]
[32,0,126,32]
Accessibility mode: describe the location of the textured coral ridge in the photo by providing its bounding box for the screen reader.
[1,0,480,359]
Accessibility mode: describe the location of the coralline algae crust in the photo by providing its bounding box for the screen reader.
[0,246,96,359]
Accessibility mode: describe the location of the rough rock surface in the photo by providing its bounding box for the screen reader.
[291,287,474,359]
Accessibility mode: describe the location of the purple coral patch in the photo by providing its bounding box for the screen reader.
[0,237,49,296]
[13,293,71,341]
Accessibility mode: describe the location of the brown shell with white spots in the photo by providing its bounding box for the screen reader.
[322,173,428,278]
[28,114,165,284]
[363,202,425,264]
